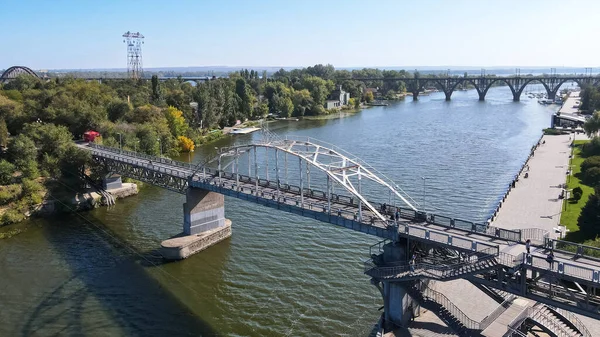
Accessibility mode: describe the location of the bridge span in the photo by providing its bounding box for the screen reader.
[77,138,600,333]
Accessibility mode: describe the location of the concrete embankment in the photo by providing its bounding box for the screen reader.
[33,183,138,215]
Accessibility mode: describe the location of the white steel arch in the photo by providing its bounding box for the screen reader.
[198,135,419,223]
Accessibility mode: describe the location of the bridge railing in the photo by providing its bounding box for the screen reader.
[525,254,597,283]
[521,228,549,246]
[364,248,498,281]
[426,213,522,243]
[544,238,600,260]
[91,150,190,178]
[89,143,195,170]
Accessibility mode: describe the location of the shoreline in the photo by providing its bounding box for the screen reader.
[0,182,139,238]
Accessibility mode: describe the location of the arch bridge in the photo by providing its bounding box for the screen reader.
[78,136,600,333]
[348,75,600,101]
[0,66,40,83]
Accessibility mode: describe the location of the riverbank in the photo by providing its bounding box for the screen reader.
[0,182,139,238]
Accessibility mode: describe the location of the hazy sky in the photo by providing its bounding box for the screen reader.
[2,0,599,70]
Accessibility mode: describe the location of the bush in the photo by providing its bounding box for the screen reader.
[581,156,600,174]
[582,167,600,186]
[21,178,42,197]
[578,187,600,237]
[0,184,21,205]
[543,128,566,135]
[1,209,26,226]
[581,137,600,157]
[0,160,15,185]
[573,191,582,201]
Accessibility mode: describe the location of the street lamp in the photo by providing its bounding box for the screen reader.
[421,177,427,211]
[117,133,122,152]
[158,138,162,157]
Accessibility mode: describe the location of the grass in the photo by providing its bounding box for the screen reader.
[561,139,595,242]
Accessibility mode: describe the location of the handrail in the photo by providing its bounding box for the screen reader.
[545,238,600,260]
[552,306,591,337]
[507,306,531,333]
[364,249,498,281]
[530,305,578,337]
[420,285,480,330]
[479,294,516,330]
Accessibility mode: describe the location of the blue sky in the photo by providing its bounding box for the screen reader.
[1,0,599,70]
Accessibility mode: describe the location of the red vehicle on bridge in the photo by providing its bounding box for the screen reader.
[83,130,100,142]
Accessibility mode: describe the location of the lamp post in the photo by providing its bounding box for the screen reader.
[421,176,427,211]
[158,138,162,157]
[117,133,122,152]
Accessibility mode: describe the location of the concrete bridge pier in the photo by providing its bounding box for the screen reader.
[411,91,419,100]
[478,91,486,101]
[161,187,232,260]
[512,90,522,102]
[378,239,420,330]
[444,91,452,101]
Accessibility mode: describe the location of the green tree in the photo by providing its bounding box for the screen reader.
[584,112,600,137]
[0,160,15,185]
[254,102,269,118]
[151,75,162,102]
[23,123,72,159]
[364,91,375,103]
[292,89,313,117]
[235,78,255,118]
[135,124,160,155]
[578,186,600,236]
[0,118,8,147]
[107,99,132,122]
[8,135,38,178]
[300,76,334,106]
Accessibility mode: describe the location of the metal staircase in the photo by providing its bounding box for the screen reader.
[528,304,590,337]
[406,281,477,336]
[364,249,499,282]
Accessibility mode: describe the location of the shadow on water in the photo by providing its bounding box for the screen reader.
[23,212,226,337]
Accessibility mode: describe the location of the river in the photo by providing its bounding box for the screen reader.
[0,86,558,337]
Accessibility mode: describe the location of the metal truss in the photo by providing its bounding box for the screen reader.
[202,136,419,223]
[0,66,40,82]
[93,155,188,194]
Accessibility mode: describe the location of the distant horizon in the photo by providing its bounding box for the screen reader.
[15,65,600,73]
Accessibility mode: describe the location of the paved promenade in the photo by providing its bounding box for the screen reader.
[491,134,572,236]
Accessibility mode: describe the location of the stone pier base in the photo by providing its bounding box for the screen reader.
[160,219,232,260]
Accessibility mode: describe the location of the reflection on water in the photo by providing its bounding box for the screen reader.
[0,87,556,336]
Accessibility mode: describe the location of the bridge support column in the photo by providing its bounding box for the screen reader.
[411,91,419,101]
[379,239,420,330]
[478,91,486,101]
[160,187,231,260]
[444,91,452,101]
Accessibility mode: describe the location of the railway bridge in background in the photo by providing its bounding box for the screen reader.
[346,75,600,101]
[78,134,600,335]
[4,65,599,103]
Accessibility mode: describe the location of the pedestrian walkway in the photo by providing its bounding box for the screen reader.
[491,134,572,237]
